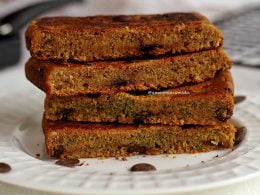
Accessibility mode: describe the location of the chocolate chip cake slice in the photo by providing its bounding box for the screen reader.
[44,70,234,125]
[43,115,236,158]
[26,12,223,62]
[25,49,231,96]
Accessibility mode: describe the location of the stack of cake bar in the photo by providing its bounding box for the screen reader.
[25,13,235,159]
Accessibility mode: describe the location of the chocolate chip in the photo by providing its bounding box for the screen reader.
[182,124,196,129]
[0,162,11,173]
[127,145,146,154]
[128,91,150,96]
[130,163,156,172]
[55,158,80,168]
[140,44,158,54]
[134,111,152,124]
[234,126,246,145]
[53,145,64,158]
[86,93,101,98]
[113,79,129,87]
[157,13,173,19]
[215,108,233,122]
[59,108,74,120]
[234,96,246,104]
[113,15,131,22]
[155,142,161,148]
[224,87,233,94]
[133,117,144,124]
[184,41,189,47]
[83,83,89,87]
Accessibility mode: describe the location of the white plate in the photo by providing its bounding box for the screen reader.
[0,90,260,194]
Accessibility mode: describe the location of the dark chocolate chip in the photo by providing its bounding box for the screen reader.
[184,41,189,47]
[130,163,156,172]
[157,13,199,22]
[127,91,150,96]
[83,83,89,87]
[127,145,146,154]
[53,145,64,158]
[234,126,246,145]
[113,79,129,87]
[155,142,161,148]
[36,51,43,57]
[140,44,158,53]
[182,124,196,129]
[215,108,233,122]
[113,15,131,22]
[59,108,74,120]
[134,111,152,124]
[0,162,11,173]
[55,158,80,168]
[133,117,144,124]
[86,93,101,98]
[234,96,246,104]
[157,14,170,19]
[224,87,233,94]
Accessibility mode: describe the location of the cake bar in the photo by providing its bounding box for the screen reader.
[44,70,234,125]
[43,115,235,158]
[25,49,231,96]
[26,12,223,62]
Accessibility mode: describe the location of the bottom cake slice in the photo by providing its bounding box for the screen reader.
[43,115,236,158]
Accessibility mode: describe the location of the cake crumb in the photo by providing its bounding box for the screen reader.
[55,158,80,168]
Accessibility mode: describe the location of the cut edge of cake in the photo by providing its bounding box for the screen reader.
[43,115,236,159]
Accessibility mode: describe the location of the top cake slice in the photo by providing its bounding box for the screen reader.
[25,12,223,62]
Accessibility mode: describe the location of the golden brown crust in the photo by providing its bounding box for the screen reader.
[25,49,232,96]
[43,115,236,158]
[30,13,207,30]
[25,12,223,62]
[44,71,234,125]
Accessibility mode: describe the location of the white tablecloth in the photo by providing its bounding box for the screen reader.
[0,0,260,194]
